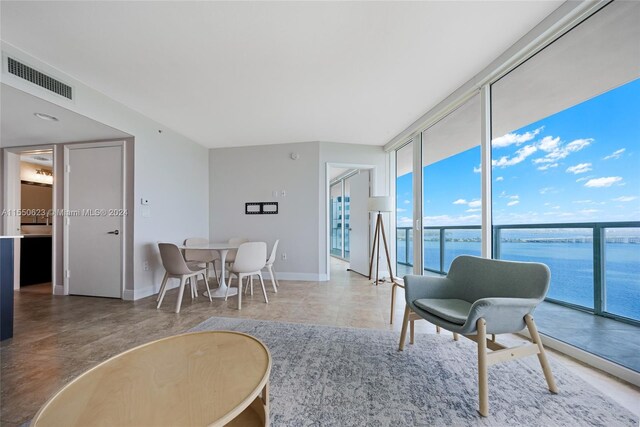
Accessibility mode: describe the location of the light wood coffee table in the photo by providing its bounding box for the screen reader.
[31,331,271,427]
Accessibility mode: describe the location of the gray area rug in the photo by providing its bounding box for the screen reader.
[191,317,638,426]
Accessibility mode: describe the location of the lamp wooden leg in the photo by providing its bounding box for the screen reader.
[399,305,410,351]
[379,216,395,283]
[525,314,558,394]
[369,215,380,280]
[477,318,489,417]
[375,214,381,285]
[390,283,397,324]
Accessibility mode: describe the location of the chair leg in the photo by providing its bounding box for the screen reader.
[267,266,278,292]
[157,272,168,302]
[399,305,410,351]
[477,318,488,417]
[237,274,243,310]
[250,276,254,296]
[175,277,187,314]
[202,273,212,302]
[258,272,268,304]
[225,275,233,301]
[436,325,441,334]
[525,314,558,394]
[453,333,459,341]
[410,320,415,345]
[156,276,170,309]
[189,277,195,299]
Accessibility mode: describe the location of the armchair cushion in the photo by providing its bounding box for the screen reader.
[414,298,471,325]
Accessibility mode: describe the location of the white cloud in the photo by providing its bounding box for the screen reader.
[537,136,560,153]
[404,200,410,204]
[466,208,481,213]
[493,145,537,168]
[510,195,519,200]
[533,138,593,164]
[604,148,625,160]
[539,187,557,195]
[584,176,623,188]
[566,163,592,174]
[453,199,467,205]
[492,127,543,148]
[473,165,481,173]
[537,163,558,171]
[467,200,482,208]
[397,216,413,226]
[612,196,637,202]
[396,207,407,213]
[572,200,593,204]
[579,209,599,215]
[576,176,592,183]
[507,200,520,206]
[495,176,504,182]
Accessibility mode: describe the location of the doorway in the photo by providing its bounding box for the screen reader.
[3,146,57,294]
[326,164,376,280]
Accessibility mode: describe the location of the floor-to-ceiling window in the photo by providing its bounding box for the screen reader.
[490,0,639,322]
[395,140,414,276]
[422,95,481,274]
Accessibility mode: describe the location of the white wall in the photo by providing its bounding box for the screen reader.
[209,141,388,280]
[209,142,320,280]
[1,43,209,299]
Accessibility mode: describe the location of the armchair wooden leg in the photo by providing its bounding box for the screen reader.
[477,318,489,417]
[410,320,415,345]
[436,325,441,334]
[399,305,410,351]
[453,333,459,341]
[525,314,558,394]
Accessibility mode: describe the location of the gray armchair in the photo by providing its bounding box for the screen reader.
[399,255,558,416]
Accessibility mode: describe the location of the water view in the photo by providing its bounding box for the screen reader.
[396,228,640,321]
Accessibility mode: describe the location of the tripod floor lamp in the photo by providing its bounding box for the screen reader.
[368,196,395,286]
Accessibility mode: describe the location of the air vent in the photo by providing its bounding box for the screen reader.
[7,57,72,100]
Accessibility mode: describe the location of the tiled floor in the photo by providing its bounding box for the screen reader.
[1,259,638,425]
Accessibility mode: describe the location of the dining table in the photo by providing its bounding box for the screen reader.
[178,242,239,299]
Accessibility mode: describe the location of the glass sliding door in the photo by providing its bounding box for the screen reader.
[395,140,414,276]
[422,94,482,275]
[491,1,640,320]
[330,182,343,258]
[330,176,352,261]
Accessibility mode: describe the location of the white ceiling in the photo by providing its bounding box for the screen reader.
[0,1,562,149]
[1,84,131,148]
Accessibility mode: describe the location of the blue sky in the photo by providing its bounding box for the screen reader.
[397,78,640,227]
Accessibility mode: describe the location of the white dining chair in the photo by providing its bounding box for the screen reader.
[264,239,279,293]
[157,243,212,313]
[226,242,268,310]
[184,237,220,285]
[224,237,248,274]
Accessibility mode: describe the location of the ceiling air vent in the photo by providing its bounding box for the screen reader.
[7,57,73,100]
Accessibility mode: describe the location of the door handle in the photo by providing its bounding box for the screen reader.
[107,230,120,235]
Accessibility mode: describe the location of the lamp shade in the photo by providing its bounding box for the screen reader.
[368,196,392,212]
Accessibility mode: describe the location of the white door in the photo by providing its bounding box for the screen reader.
[66,144,123,298]
[347,170,370,276]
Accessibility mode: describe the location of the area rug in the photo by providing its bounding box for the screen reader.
[191,317,637,426]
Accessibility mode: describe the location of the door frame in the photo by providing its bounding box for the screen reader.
[325,162,377,281]
[63,140,127,298]
[2,144,58,292]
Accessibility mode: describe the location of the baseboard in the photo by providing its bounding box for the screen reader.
[519,329,640,387]
[124,281,181,301]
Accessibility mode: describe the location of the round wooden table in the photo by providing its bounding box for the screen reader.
[31,331,271,427]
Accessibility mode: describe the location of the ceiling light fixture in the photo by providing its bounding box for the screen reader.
[34,112,59,122]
